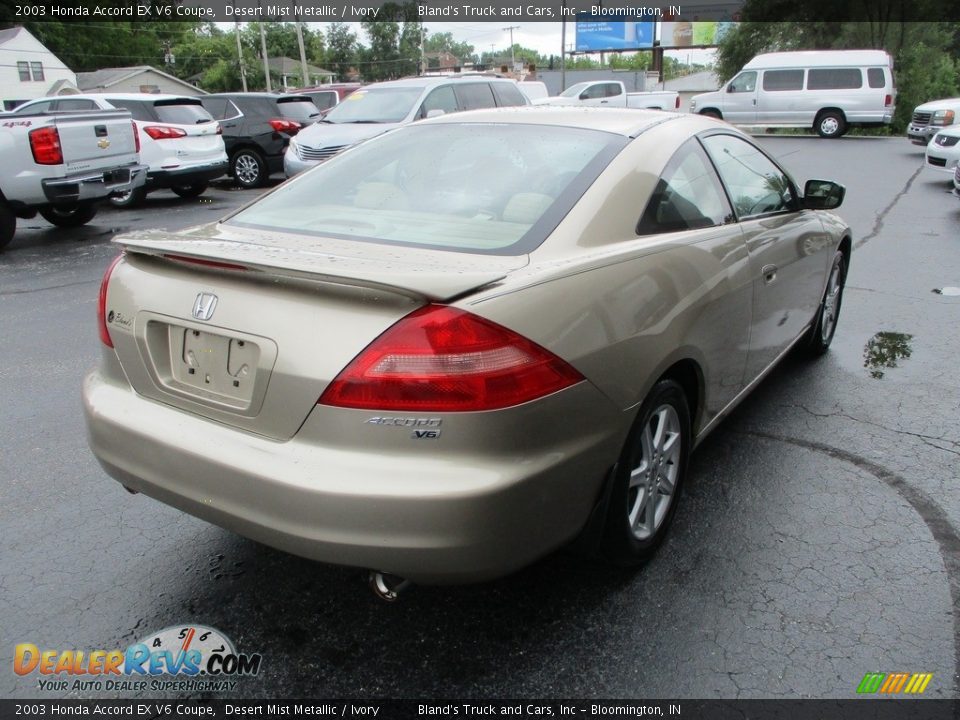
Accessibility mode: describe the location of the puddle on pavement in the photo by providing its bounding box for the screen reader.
[932,287,960,296]
[863,331,913,379]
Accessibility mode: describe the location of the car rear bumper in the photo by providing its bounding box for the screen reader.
[147,159,228,189]
[41,163,148,205]
[83,369,618,583]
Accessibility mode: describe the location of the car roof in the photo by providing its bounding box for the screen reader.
[363,76,515,91]
[205,92,308,100]
[421,105,700,138]
[98,93,203,103]
[744,50,892,69]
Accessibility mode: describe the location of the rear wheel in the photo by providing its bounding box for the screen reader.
[601,379,691,564]
[0,201,15,250]
[39,203,98,227]
[231,149,267,189]
[700,109,722,120]
[109,186,146,209]
[815,110,846,138]
[171,182,209,199]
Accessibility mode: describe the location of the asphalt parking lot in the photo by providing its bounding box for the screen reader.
[1,139,958,700]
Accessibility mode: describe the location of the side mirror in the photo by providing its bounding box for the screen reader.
[425,108,446,119]
[727,84,736,93]
[803,179,845,210]
[580,91,590,100]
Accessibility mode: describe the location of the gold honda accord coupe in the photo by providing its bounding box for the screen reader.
[83,107,850,585]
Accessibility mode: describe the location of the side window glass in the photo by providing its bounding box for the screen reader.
[762,70,804,91]
[491,82,526,107]
[455,84,496,111]
[807,68,863,90]
[605,83,623,97]
[420,85,458,118]
[867,68,885,89]
[728,72,757,93]
[702,134,796,219]
[201,98,228,119]
[14,100,52,114]
[637,139,733,235]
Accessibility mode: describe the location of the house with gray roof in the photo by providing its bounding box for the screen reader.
[77,66,205,96]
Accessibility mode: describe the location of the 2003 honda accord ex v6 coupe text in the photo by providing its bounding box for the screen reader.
[83,107,850,586]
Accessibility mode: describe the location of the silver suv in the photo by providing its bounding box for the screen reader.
[284,76,529,177]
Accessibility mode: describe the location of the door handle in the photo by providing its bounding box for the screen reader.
[762,264,777,284]
[600,100,609,104]
[752,99,757,105]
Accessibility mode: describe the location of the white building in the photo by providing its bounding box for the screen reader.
[0,26,78,111]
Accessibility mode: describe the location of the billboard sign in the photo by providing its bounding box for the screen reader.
[575,21,656,52]
[660,21,737,47]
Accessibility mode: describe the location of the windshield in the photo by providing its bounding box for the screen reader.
[324,87,423,123]
[227,123,626,255]
[560,82,591,98]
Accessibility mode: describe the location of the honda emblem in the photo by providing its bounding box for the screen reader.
[192,292,218,321]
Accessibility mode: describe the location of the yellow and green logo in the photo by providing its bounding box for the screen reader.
[857,672,933,694]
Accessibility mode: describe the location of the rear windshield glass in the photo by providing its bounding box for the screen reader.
[154,100,214,125]
[324,87,423,123]
[277,97,321,121]
[227,123,626,255]
[307,91,338,110]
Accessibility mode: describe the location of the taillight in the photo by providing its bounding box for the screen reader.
[29,126,63,165]
[269,118,301,135]
[675,95,680,109]
[143,125,187,140]
[885,94,892,107]
[97,255,124,348]
[319,304,584,412]
[132,120,140,153]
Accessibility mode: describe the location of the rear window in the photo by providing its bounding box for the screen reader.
[763,70,804,91]
[277,97,321,121]
[867,68,886,89]
[227,123,626,256]
[807,68,863,90]
[153,100,214,125]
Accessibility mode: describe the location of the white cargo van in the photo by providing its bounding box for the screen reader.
[691,50,896,138]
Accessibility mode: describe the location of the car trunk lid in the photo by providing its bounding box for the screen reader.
[104,224,525,440]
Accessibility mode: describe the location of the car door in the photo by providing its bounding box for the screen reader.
[636,138,752,416]
[757,69,806,124]
[721,71,758,123]
[701,133,832,382]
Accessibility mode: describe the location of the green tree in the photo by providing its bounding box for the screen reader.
[326,23,358,82]
[424,32,476,65]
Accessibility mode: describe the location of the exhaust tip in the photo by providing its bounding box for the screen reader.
[368,571,411,602]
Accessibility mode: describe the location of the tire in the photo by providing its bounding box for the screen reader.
[700,109,722,120]
[0,200,16,251]
[815,110,846,138]
[39,203,98,227]
[171,182,209,199]
[109,186,146,209]
[231,149,267,189]
[803,250,846,356]
[601,379,691,565]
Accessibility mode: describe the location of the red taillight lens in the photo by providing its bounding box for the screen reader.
[143,125,187,140]
[319,304,584,412]
[132,120,140,153]
[675,95,681,109]
[269,118,301,135]
[885,94,892,107]
[29,126,63,165]
[97,255,124,348]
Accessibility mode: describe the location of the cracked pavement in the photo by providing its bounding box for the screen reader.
[0,140,957,700]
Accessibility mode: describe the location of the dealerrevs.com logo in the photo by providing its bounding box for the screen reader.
[14,625,262,693]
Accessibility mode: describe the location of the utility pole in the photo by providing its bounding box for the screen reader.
[295,20,309,88]
[503,25,519,73]
[259,22,272,92]
[560,3,566,90]
[420,26,425,76]
[233,18,247,92]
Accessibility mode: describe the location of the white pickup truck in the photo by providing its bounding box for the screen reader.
[0,109,146,250]
[533,80,680,111]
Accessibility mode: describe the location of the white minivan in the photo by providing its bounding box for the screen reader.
[691,50,896,138]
